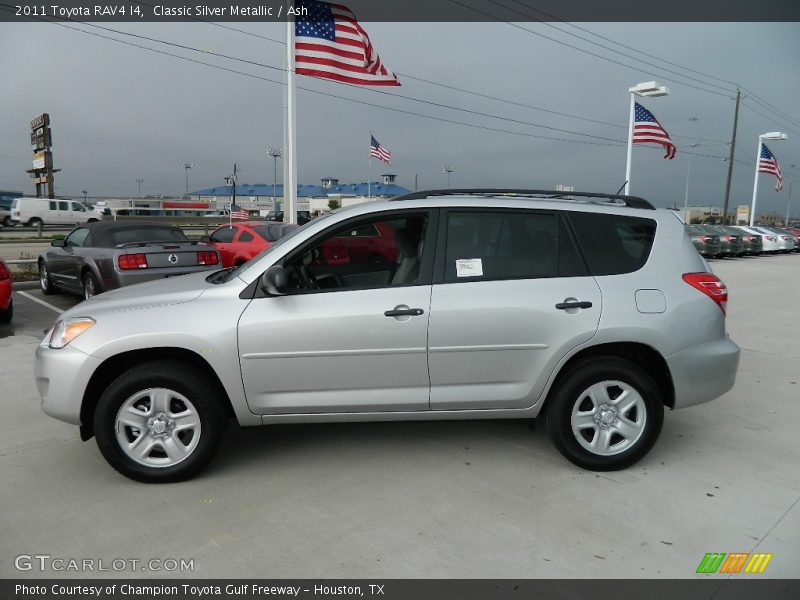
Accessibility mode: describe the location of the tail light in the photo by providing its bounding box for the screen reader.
[118,253,149,270]
[196,251,219,265]
[0,261,11,281]
[699,236,711,242]
[723,236,731,241]
[683,273,728,315]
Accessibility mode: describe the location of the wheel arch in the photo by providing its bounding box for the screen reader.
[79,347,235,441]
[543,342,675,411]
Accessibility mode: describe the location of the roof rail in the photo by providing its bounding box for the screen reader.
[391,189,655,210]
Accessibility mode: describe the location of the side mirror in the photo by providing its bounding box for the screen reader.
[51,239,65,247]
[259,265,288,296]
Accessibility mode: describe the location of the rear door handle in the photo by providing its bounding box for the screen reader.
[384,308,424,317]
[555,301,593,310]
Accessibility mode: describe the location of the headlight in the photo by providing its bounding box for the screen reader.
[48,317,95,349]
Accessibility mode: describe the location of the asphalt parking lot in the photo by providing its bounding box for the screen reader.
[1,255,798,579]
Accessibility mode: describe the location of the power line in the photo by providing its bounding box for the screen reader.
[14,16,627,149]
[52,18,629,144]
[446,0,734,99]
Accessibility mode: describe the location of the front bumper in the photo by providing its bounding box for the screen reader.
[35,342,102,426]
[667,336,740,409]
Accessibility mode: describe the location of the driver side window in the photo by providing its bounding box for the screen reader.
[66,228,90,248]
[284,213,428,292]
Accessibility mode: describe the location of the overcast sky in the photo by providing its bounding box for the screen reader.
[1,19,798,214]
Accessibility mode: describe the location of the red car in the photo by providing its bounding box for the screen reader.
[319,221,399,265]
[208,221,299,268]
[0,258,13,323]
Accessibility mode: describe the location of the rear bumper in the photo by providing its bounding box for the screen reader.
[667,336,740,409]
[106,266,216,290]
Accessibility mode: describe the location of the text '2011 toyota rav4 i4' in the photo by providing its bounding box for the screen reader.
[35,190,740,482]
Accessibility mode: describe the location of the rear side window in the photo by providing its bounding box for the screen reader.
[211,227,236,243]
[568,212,656,276]
[443,210,584,282]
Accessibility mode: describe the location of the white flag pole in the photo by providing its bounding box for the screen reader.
[624,91,635,195]
[285,13,298,225]
[368,132,372,198]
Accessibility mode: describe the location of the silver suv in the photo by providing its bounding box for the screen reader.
[35,190,740,482]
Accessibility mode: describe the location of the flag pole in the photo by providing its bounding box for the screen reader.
[368,132,372,198]
[285,11,298,224]
[624,91,635,195]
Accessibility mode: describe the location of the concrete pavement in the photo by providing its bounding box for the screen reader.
[0,254,798,579]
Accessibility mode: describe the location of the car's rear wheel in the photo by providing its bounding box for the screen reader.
[93,361,227,483]
[0,298,12,323]
[82,271,100,300]
[546,356,663,471]
[39,261,56,295]
[28,217,42,228]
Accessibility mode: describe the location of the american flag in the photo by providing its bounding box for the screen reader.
[370,135,391,164]
[758,143,783,191]
[295,0,400,86]
[633,102,677,159]
[228,203,248,219]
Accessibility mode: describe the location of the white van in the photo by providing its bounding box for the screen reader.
[10,197,98,227]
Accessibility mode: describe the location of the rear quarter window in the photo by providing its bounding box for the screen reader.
[568,212,656,276]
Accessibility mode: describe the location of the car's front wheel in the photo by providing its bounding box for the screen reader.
[93,361,227,483]
[546,356,663,471]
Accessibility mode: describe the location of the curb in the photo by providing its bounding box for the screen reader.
[11,281,40,291]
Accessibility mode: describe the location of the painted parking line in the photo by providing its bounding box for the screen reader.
[16,291,64,314]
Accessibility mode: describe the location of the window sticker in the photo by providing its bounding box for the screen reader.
[455,258,483,277]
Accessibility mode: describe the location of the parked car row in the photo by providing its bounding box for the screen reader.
[686,224,799,257]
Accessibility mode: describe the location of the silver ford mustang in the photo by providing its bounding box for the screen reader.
[38,221,221,299]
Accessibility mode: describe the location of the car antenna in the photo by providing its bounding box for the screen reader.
[615,181,628,195]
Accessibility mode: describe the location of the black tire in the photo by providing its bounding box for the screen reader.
[2,216,10,227]
[0,298,12,323]
[94,361,227,483]
[82,270,100,300]
[39,260,56,295]
[546,356,664,471]
[28,217,42,227]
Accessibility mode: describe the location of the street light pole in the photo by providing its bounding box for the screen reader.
[443,164,454,188]
[786,165,796,226]
[749,132,787,226]
[267,147,282,211]
[135,178,143,198]
[624,81,670,195]
[182,163,193,197]
[82,190,87,204]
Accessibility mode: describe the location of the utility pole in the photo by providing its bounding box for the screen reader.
[721,88,740,225]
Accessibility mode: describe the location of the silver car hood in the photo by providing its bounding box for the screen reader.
[67,271,212,316]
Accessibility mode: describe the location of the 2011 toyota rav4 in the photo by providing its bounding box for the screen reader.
[34,190,740,482]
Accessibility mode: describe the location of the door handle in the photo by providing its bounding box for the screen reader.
[555,301,593,310]
[384,308,424,317]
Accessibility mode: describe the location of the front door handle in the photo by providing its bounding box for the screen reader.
[555,301,593,310]
[384,308,424,317]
